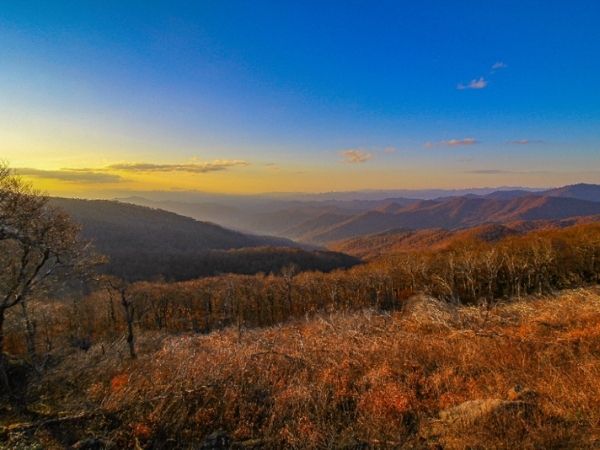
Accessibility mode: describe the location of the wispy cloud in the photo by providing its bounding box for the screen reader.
[444,138,478,146]
[383,146,397,154]
[467,169,510,174]
[15,159,250,183]
[108,160,249,173]
[456,61,506,91]
[339,149,373,163]
[457,77,488,90]
[507,139,544,145]
[265,163,280,171]
[426,137,479,148]
[15,168,124,183]
[492,61,508,70]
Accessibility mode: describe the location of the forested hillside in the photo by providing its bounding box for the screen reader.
[50,198,358,280]
[4,180,600,448]
[332,217,600,259]
[50,197,296,250]
[119,184,600,245]
[306,195,600,244]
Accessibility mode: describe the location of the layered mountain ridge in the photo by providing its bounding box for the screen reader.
[113,183,600,247]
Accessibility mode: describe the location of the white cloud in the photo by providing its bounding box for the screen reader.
[492,61,508,70]
[439,138,479,147]
[457,77,488,90]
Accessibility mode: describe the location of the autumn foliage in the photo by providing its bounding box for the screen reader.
[7,222,599,353]
[2,220,600,448]
[5,288,598,448]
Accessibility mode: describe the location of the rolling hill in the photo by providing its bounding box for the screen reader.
[330,224,518,259]
[115,196,415,236]
[50,198,297,251]
[543,183,600,202]
[332,216,600,259]
[114,196,244,229]
[114,184,600,246]
[306,195,600,244]
[50,198,359,280]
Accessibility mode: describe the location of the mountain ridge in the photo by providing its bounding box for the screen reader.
[306,194,600,244]
[49,197,359,281]
[114,183,600,246]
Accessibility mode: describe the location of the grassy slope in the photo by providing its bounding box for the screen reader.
[6,287,600,449]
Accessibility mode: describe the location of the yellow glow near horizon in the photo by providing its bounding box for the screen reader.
[13,162,593,198]
[4,125,597,196]
[3,103,598,196]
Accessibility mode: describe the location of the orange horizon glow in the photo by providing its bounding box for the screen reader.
[10,159,596,198]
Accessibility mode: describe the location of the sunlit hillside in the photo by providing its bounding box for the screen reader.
[3,288,600,448]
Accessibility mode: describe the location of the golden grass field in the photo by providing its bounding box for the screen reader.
[4,286,599,449]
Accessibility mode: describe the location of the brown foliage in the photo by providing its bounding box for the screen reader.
[0,163,97,391]
[5,222,600,366]
[11,288,599,448]
[3,198,600,447]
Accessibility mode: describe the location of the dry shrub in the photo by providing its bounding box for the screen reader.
[11,287,600,449]
[402,294,458,327]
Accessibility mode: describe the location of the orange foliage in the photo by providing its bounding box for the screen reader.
[357,382,413,420]
[19,287,597,449]
[131,422,152,439]
[110,373,128,392]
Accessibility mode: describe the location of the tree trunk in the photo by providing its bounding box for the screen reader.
[20,301,37,366]
[126,312,136,359]
[286,282,293,315]
[0,307,10,393]
[108,294,117,328]
[119,290,136,359]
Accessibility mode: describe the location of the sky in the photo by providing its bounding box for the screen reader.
[1,1,600,196]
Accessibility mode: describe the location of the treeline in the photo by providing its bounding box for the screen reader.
[124,223,600,335]
[105,246,360,281]
[382,223,600,303]
[7,223,600,358]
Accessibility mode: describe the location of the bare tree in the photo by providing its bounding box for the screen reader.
[104,276,137,359]
[0,163,94,391]
[281,264,298,315]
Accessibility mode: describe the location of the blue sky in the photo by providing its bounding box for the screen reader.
[1,1,599,194]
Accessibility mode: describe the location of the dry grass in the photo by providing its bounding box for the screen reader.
[5,287,600,449]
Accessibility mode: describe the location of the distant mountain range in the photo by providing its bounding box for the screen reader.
[543,184,600,202]
[51,183,600,279]
[111,186,545,204]
[50,197,297,251]
[50,198,358,281]
[116,183,600,245]
[305,194,600,244]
